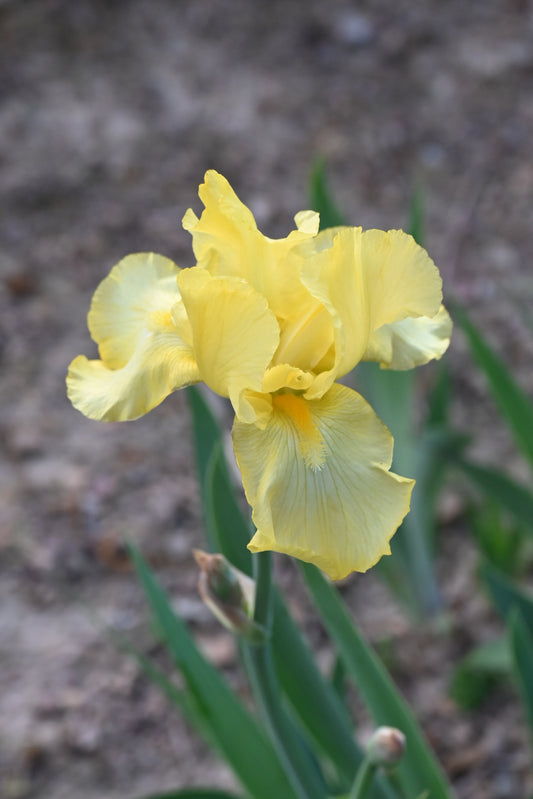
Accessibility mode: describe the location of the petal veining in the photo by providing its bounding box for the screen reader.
[88,253,187,368]
[361,228,442,329]
[296,227,445,388]
[177,268,280,422]
[232,383,414,580]
[67,252,199,421]
[298,227,369,393]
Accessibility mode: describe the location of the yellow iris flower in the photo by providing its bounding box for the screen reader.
[67,171,451,580]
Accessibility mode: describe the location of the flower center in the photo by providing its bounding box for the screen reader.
[274,302,333,372]
[273,393,326,470]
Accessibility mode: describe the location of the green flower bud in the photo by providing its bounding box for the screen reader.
[193,550,265,642]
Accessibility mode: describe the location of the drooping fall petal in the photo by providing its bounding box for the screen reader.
[66,253,199,421]
[363,304,453,370]
[232,383,414,580]
[177,268,280,423]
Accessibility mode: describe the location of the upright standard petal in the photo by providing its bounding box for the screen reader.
[297,227,369,397]
[232,383,414,580]
[66,253,199,421]
[182,170,258,275]
[177,268,280,423]
[296,227,446,393]
[361,228,443,329]
[183,170,320,319]
[363,305,452,370]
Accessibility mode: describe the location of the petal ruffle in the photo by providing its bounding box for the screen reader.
[183,170,319,319]
[66,253,199,421]
[363,304,452,370]
[177,268,280,423]
[361,228,443,329]
[232,383,414,580]
[297,227,444,393]
[298,228,369,397]
[88,253,188,368]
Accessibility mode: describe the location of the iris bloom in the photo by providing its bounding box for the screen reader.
[67,171,451,580]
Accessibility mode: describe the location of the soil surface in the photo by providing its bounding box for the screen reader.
[1,1,533,798]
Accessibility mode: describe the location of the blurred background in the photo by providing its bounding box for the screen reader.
[1,1,533,797]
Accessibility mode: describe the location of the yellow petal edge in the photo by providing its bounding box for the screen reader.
[233,383,414,580]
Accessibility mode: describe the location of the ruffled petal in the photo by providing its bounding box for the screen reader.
[88,253,188,368]
[67,343,199,422]
[364,304,452,370]
[262,363,314,394]
[361,228,442,329]
[297,228,369,397]
[296,227,444,392]
[66,252,199,421]
[182,170,257,273]
[183,170,319,319]
[232,383,414,580]
[177,268,280,422]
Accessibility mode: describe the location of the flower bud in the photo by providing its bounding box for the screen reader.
[193,550,264,642]
[366,726,406,768]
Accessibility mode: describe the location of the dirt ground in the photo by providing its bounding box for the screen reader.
[1,1,533,797]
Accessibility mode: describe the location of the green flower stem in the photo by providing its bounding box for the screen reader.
[253,550,274,631]
[242,551,326,799]
[348,755,378,799]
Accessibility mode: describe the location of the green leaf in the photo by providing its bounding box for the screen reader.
[459,635,512,673]
[408,181,425,246]
[457,459,533,539]
[204,443,253,575]
[309,159,346,230]
[188,385,395,796]
[355,363,444,616]
[450,636,511,709]
[138,790,244,799]
[509,609,533,745]
[330,654,348,707]
[425,364,452,428]
[301,563,454,799]
[355,365,415,470]
[468,500,525,576]
[270,594,394,796]
[131,546,301,799]
[480,559,533,637]
[187,385,253,574]
[186,386,224,495]
[453,305,533,472]
[121,642,198,727]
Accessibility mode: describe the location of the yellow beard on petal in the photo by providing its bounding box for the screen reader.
[273,394,326,470]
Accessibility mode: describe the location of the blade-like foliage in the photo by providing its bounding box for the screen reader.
[186,387,224,496]
[204,443,253,574]
[138,791,244,799]
[301,563,454,799]
[131,546,301,799]
[187,372,396,797]
[309,158,346,230]
[509,609,533,746]
[480,559,533,638]
[449,636,511,709]
[468,499,526,577]
[408,180,425,246]
[457,459,533,538]
[454,305,533,472]
[356,362,445,616]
